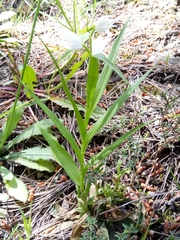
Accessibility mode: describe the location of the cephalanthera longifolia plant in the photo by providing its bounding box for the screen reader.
[20,0,152,213]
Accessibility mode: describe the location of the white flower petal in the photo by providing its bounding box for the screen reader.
[60,30,82,50]
[92,37,107,56]
[95,16,116,32]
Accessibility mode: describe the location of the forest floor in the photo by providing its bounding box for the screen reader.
[0,0,180,239]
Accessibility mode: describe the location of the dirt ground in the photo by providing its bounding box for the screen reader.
[0,0,180,239]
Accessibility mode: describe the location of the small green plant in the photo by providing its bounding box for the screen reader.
[18,0,152,214]
[6,225,19,240]
[115,223,139,240]
[19,206,32,240]
[98,161,128,206]
[79,215,98,240]
[80,215,109,240]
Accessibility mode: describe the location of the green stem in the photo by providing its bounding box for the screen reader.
[55,0,74,31]
[73,0,77,33]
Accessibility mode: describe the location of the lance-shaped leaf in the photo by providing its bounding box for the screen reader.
[4,119,57,151]
[39,39,87,145]
[94,53,128,84]
[85,56,99,126]
[1,147,55,172]
[18,82,82,161]
[20,65,37,99]
[65,51,89,82]
[92,123,145,164]
[91,21,129,114]
[51,97,106,121]
[9,158,54,172]
[38,127,81,186]
[0,101,23,149]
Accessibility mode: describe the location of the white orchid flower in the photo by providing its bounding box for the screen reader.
[94,16,116,32]
[60,30,82,50]
[92,37,107,56]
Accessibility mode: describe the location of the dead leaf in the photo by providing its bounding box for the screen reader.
[71,213,88,240]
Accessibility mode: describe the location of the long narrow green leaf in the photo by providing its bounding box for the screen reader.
[2,147,54,161]
[0,101,23,149]
[95,53,128,84]
[8,158,55,172]
[85,56,99,126]
[19,85,82,161]
[40,39,86,141]
[4,0,41,152]
[48,50,76,92]
[55,0,74,31]
[39,127,81,186]
[0,100,32,120]
[65,51,89,83]
[84,68,152,150]
[92,123,145,163]
[87,52,129,118]
[91,21,129,111]
[51,98,106,121]
[4,119,56,151]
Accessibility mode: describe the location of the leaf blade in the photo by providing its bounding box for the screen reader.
[20,65,37,99]
[0,101,23,149]
[8,158,55,172]
[51,97,106,121]
[85,68,152,149]
[38,127,81,186]
[91,21,129,111]
[85,57,99,125]
[92,123,145,162]
[0,166,28,203]
[4,119,55,151]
